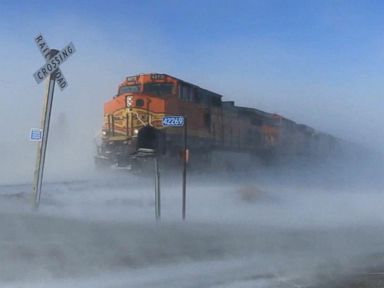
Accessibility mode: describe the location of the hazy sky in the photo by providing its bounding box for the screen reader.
[0,0,383,181]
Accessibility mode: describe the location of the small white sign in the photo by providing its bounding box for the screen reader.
[30,128,43,141]
[33,42,76,84]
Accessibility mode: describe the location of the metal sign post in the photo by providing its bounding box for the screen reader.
[32,34,76,209]
[33,67,56,209]
[154,157,161,220]
[182,117,188,221]
[162,115,188,220]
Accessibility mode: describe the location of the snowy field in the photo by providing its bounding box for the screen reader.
[0,170,384,288]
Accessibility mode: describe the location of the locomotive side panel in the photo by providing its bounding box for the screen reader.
[96,73,339,170]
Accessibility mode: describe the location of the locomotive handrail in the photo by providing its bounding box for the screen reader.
[132,111,148,126]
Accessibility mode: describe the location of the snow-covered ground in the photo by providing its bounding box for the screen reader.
[0,171,384,287]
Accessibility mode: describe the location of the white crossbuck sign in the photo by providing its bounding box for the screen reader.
[33,34,76,90]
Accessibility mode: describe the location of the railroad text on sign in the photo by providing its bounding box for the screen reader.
[33,42,76,84]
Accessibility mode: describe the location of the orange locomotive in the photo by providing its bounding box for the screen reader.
[95,73,337,169]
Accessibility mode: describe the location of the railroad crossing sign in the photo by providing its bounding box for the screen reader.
[162,116,185,127]
[33,34,75,90]
[32,34,76,209]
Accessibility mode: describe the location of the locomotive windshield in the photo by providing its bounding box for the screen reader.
[119,85,140,94]
[143,83,173,96]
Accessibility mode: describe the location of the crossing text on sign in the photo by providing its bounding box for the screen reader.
[34,34,69,91]
[33,42,76,84]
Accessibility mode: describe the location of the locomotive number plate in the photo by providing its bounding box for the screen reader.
[162,116,184,127]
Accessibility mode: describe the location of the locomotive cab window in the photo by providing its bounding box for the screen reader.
[119,85,140,94]
[179,84,195,102]
[143,83,173,96]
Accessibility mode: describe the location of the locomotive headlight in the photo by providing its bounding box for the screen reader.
[102,130,107,136]
[126,96,133,108]
[134,128,139,135]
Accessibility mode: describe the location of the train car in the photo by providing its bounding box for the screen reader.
[95,73,338,170]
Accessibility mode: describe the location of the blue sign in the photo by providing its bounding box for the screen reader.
[30,128,43,141]
[162,116,184,127]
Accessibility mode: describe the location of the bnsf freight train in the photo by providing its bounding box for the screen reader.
[95,73,339,170]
